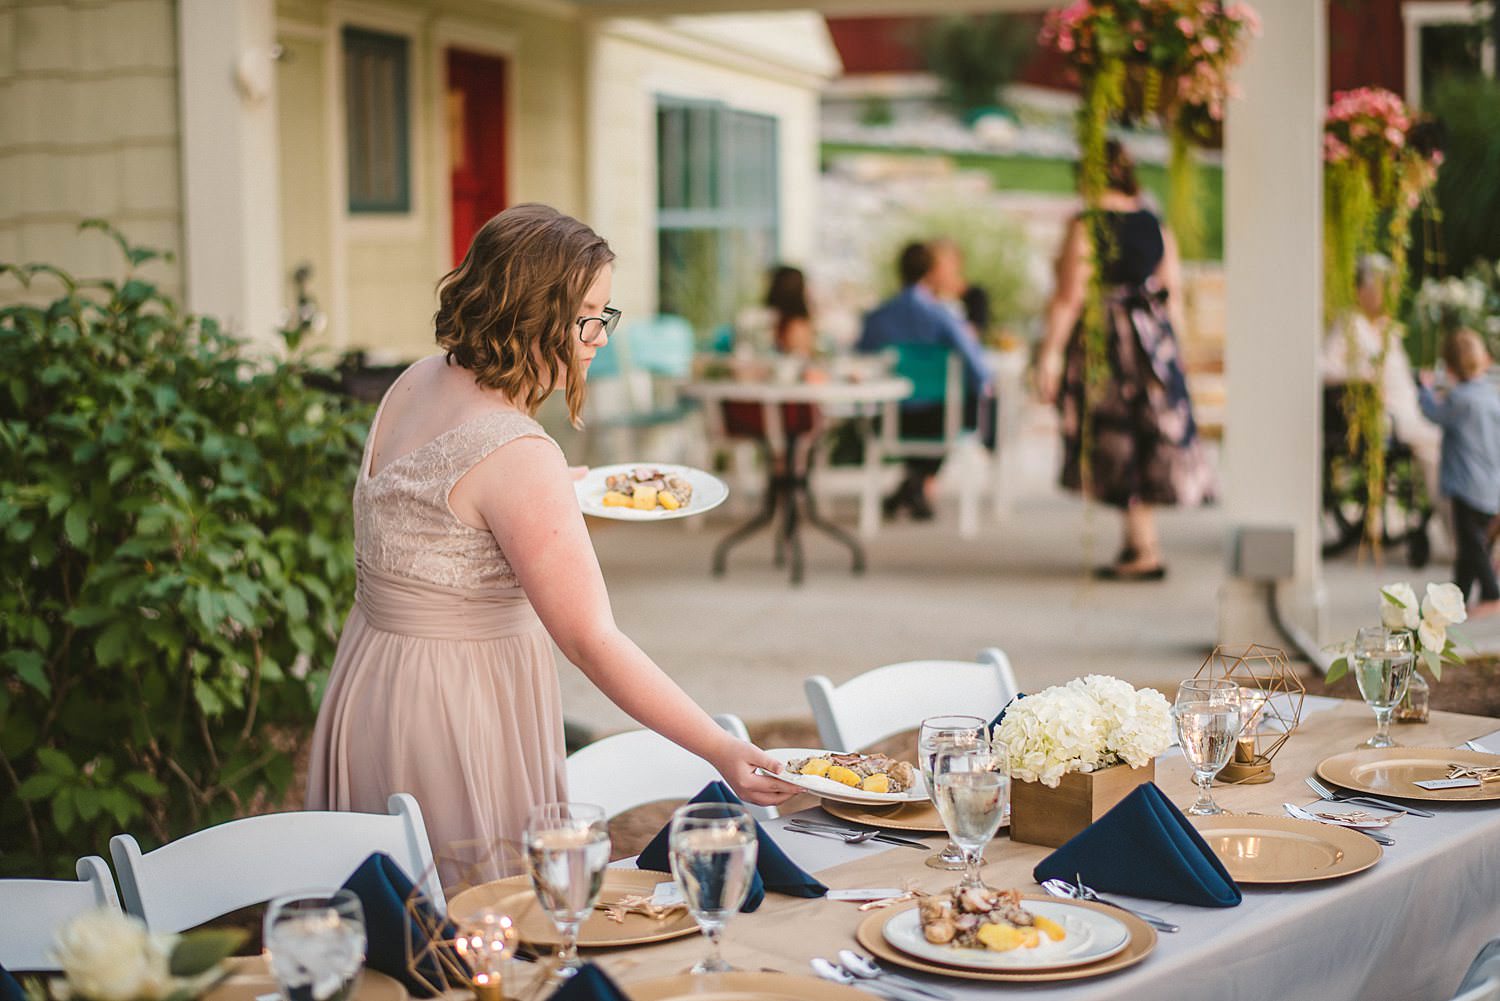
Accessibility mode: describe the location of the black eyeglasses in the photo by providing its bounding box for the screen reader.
[577,306,621,346]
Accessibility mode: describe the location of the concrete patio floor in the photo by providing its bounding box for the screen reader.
[557,403,1500,737]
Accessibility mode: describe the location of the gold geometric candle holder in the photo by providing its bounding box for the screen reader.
[403,837,528,999]
[1192,643,1305,784]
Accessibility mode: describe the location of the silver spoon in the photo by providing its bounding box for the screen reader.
[837,949,954,999]
[1039,878,1179,933]
[810,959,929,1001]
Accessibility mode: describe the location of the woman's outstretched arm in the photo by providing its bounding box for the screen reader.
[1036,216,1090,403]
[453,435,797,806]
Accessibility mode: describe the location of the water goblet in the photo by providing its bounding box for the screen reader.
[1173,680,1242,816]
[668,801,758,974]
[929,742,1008,891]
[263,889,366,1001]
[1352,626,1415,748]
[524,802,610,982]
[918,715,989,871]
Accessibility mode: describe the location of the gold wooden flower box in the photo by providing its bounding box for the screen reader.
[1009,760,1156,848]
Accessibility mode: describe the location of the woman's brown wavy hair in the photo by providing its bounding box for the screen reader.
[435,204,615,426]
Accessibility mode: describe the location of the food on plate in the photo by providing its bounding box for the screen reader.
[788,752,916,793]
[601,467,693,512]
[919,886,1065,951]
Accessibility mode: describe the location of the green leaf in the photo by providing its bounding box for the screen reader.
[1426,649,1442,681]
[36,748,77,775]
[51,789,76,833]
[283,586,308,621]
[74,787,102,822]
[94,621,133,666]
[193,679,224,716]
[107,455,134,484]
[16,773,61,800]
[1380,588,1408,607]
[169,930,248,977]
[124,771,167,796]
[1325,657,1348,685]
[2,649,50,696]
[63,504,90,548]
[64,604,116,628]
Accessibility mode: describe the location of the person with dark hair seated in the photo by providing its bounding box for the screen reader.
[857,241,993,520]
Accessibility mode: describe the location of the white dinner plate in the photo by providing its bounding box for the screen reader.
[575,463,728,521]
[881,900,1131,972]
[762,748,928,805]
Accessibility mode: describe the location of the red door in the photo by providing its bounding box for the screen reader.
[446,49,508,265]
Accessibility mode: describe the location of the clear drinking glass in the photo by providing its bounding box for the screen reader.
[1352,626,1415,748]
[1173,679,1242,816]
[918,715,989,871]
[263,890,366,1001]
[930,743,1008,891]
[524,802,611,982]
[668,801,758,974]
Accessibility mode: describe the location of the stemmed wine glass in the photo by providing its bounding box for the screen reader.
[918,715,989,871]
[264,890,367,1001]
[1351,626,1415,748]
[668,801,758,974]
[929,742,1008,891]
[524,802,610,982]
[1173,679,1242,816]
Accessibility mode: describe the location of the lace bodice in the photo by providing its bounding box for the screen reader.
[354,408,559,590]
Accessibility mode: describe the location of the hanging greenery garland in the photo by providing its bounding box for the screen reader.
[1322,87,1443,551]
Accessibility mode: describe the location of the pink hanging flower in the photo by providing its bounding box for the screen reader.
[1177,16,1196,36]
[1201,35,1221,55]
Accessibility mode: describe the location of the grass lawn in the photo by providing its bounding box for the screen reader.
[822,142,1225,262]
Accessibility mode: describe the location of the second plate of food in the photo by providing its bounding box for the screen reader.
[1192,815,1381,883]
[575,463,728,521]
[764,748,927,805]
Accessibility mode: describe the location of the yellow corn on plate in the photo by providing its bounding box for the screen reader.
[825,765,861,787]
[859,773,891,793]
[799,758,832,778]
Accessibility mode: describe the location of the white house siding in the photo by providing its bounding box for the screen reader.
[0,0,183,302]
[585,12,839,320]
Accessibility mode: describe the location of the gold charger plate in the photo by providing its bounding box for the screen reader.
[821,799,946,833]
[210,957,406,1001]
[1192,815,1381,883]
[854,896,1156,984]
[625,972,869,1000]
[447,870,698,949]
[1317,747,1500,803]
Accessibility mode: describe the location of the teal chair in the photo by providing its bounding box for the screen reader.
[584,314,701,465]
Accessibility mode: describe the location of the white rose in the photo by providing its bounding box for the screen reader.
[1422,582,1467,627]
[1380,583,1420,630]
[1417,617,1447,654]
[53,910,174,1001]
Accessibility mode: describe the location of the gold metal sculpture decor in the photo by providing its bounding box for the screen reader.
[1192,643,1305,784]
[403,838,525,999]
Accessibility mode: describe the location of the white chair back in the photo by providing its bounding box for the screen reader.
[804,647,1020,752]
[565,714,776,822]
[1456,940,1500,1000]
[0,857,120,970]
[1454,980,1500,1001]
[110,793,440,933]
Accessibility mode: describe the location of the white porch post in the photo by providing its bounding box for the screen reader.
[1217,0,1327,644]
[176,0,284,349]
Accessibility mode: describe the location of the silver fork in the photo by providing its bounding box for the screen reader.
[1039,878,1179,933]
[838,951,954,1000]
[1305,776,1434,818]
[784,825,879,845]
[810,958,932,1001]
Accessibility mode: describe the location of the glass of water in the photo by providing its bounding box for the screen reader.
[1173,679,1242,816]
[930,743,1009,891]
[668,801,758,974]
[1352,626,1415,748]
[918,715,989,871]
[264,890,366,1001]
[524,802,610,982]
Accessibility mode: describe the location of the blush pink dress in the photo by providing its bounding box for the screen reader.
[306,392,567,889]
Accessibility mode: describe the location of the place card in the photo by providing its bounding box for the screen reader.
[1414,777,1482,790]
[651,881,685,906]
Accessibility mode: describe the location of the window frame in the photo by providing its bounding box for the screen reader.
[343,25,413,215]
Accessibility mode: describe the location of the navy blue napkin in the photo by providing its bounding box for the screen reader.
[0,963,25,1001]
[637,782,827,912]
[991,693,1026,729]
[342,852,458,996]
[1033,782,1241,907]
[545,964,629,1001]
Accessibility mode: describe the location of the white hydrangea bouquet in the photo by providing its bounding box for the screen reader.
[1325,581,1467,683]
[40,909,243,1001]
[991,675,1173,788]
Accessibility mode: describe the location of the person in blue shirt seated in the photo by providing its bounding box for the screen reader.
[1418,328,1500,615]
[857,240,993,520]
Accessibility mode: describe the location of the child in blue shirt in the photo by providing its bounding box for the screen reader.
[1419,328,1500,612]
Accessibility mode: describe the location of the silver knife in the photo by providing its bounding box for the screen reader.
[786,819,930,849]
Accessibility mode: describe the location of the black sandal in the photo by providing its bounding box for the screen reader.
[1093,563,1167,582]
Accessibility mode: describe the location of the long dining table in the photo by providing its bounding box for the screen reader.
[575,700,1500,1001]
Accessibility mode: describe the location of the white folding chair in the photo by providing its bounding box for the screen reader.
[565,714,776,822]
[1455,940,1500,1001]
[1454,980,1500,1001]
[0,856,120,970]
[110,793,441,933]
[804,648,1020,752]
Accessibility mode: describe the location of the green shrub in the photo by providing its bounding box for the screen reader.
[922,14,1040,119]
[0,223,371,876]
[1428,76,1500,276]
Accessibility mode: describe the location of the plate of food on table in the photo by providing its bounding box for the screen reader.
[574,463,728,521]
[763,749,927,805]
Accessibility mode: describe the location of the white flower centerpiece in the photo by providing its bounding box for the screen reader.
[994,676,1174,847]
[1326,581,1467,722]
[42,909,243,1001]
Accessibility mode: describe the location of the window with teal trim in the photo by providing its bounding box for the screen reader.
[344,27,410,214]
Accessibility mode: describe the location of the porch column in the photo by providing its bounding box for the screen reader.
[1217,0,1327,644]
[176,0,284,349]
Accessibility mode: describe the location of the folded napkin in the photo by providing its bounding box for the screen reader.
[341,852,457,996]
[545,964,630,1001]
[637,782,827,912]
[991,693,1026,730]
[0,963,25,1001]
[1033,782,1241,908]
